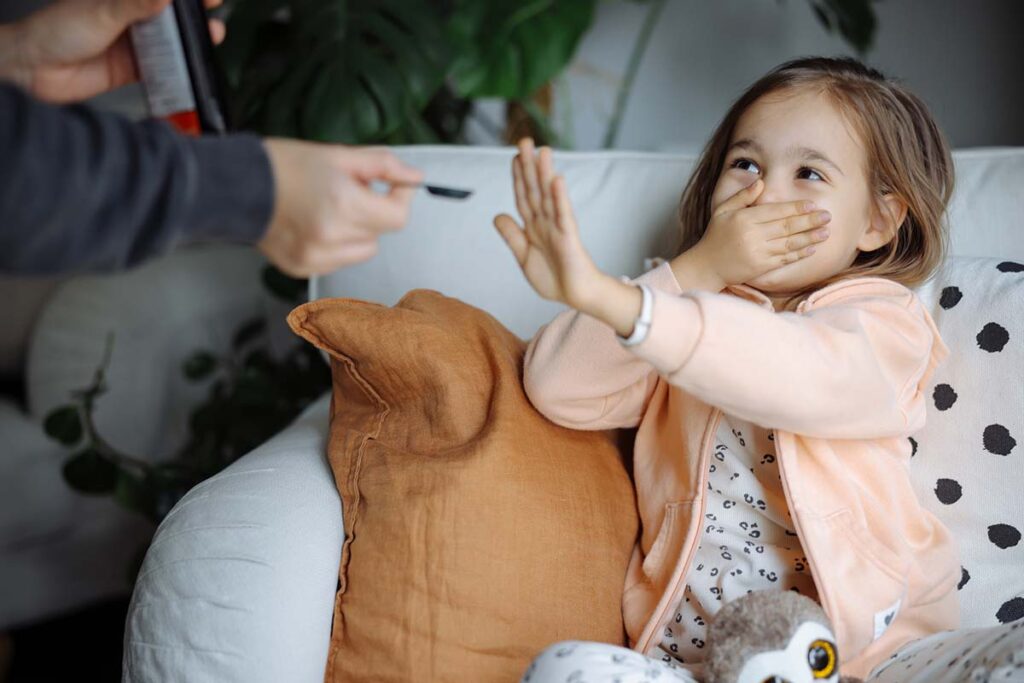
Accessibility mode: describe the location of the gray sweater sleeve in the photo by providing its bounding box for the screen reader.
[0,83,275,274]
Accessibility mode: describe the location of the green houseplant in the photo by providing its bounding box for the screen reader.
[217,0,600,144]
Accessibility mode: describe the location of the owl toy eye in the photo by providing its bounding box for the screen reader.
[807,639,836,678]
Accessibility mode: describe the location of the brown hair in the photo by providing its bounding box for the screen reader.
[677,56,953,309]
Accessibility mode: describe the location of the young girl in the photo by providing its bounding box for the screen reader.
[493,57,969,682]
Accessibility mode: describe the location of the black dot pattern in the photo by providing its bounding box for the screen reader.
[983,424,1017,456]
[932,384,958,411]
[934,478,963,505]
[996,597,1024,623]
[958,567,970,590]
[976,322,1009,353]
[909,257,1022,632]
[939,286,962,309]
[988,524,1022,550]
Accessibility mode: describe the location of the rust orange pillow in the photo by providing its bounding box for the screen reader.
[287,290,638,683]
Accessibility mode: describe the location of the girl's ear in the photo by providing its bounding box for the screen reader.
[859,192,908,252]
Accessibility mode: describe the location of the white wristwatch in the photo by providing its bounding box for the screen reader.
[618,282,653,347]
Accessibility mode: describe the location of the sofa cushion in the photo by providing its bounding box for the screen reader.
[287,290,639,683]
[911,256,1024,629]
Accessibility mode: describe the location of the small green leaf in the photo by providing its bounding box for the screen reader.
[62,449,118,495]
[183,352,218,381]
[114,469,156,520]
[44,405,83,446]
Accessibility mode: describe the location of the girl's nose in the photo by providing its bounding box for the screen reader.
[751,179,785,206]
[751,173,805,206]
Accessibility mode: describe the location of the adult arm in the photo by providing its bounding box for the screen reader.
[0,83,273,274]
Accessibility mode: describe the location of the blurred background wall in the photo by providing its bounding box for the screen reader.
[3,0,1022,151]
[558,0,1024,151]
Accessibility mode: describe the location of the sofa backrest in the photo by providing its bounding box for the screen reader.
[312,146,1024,339]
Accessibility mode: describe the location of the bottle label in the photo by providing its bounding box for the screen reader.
[130,7,197,121]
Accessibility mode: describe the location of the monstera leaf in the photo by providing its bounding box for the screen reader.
[218,0,597,142]
[222,0,449,141]
[448,0,597,99]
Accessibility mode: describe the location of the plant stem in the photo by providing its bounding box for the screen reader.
[78,333,151,476]
[518,97,562,148]
[555,74,575,149]
[81,394,151,476]
[601,0,667,149]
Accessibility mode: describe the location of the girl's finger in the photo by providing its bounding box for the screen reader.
[774,243,818,267]
[712,178,763,216]
[538,147,557,219]
[494,214,530,265]
[552,175,576,235]
[747,199,820,225]
[517,138,544,216]
[764,209,831,240]
[767,224,830,256]
[512,156,533,222]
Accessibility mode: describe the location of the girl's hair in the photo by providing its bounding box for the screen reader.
[677,56,953,308]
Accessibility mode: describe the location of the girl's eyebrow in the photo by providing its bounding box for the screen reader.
[728,137,845,177]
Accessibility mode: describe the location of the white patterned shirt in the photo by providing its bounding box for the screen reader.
[657,413,818,666]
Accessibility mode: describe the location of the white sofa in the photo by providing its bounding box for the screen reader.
[121,146,1024,681]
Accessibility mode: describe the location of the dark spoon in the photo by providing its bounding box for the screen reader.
[395,182,473,200]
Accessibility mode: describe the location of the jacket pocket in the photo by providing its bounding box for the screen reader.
[822,510,911,665]
[832,509,911,583]
[641,502,688,581]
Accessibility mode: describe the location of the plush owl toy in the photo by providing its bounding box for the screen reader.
[705,590,864,683]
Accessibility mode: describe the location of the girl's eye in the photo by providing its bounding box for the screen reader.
[730,158,760,174]
[798,167,825,182]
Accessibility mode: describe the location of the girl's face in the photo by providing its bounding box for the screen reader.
[710,88,898,307]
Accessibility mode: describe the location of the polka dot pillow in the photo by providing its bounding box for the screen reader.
[910,256,1023,630]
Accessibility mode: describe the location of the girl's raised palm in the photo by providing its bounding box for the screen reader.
[494,139,601,308]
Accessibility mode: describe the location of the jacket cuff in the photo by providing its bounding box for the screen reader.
[633,261,685,294]
[626,261,703,375]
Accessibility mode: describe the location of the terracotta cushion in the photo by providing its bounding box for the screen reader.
[287,289,638,683]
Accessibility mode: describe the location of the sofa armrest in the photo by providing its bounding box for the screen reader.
[122,394,342,683]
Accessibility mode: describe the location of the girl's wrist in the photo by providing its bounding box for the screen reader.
[574,273,643,338]
[670,247,725,293]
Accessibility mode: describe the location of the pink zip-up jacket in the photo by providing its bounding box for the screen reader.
[524,262,960,679]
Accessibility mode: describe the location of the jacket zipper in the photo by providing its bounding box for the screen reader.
[773,427,831,624]
[637,408,722,655]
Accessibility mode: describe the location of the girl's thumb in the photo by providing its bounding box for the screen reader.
[718,178,762,214]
